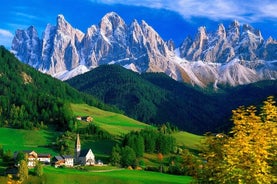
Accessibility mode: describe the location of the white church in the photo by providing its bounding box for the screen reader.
[75,134,95,165]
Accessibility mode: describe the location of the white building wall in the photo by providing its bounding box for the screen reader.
[65,158,74,167]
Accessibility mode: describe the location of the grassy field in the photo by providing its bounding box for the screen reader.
[0,165,193,184]
[0,104,201,184]
[41,166,193,184]
[71,103,203,150]
[0,128,60,155]
[172,131,203,151]
[71,103,152,135]
[0,166,193,183]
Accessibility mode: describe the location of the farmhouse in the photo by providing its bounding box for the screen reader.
[38,154,51,164]
[75,134,95,165]
[76,116,93,122]
[52,155,74,168]
[14,151,51,167]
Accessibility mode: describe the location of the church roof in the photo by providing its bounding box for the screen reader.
[79,149,92,157]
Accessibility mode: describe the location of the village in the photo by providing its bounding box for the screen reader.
[13,133,103,169]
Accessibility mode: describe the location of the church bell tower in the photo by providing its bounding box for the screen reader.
[75,134,81,162]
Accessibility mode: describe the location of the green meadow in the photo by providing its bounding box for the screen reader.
[71,103,203,150]
[0,103,201,183]
[0,164,193,184]
[71,103,152,135]
[172,131,203,151]
[0,103,203,163]
[42,166,193,184]
[0,128,60,155]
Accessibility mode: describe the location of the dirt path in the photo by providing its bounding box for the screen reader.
[88,168,125,172]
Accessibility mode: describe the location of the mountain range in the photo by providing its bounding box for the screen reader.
[1,44,276,134]
[11,12,277,88]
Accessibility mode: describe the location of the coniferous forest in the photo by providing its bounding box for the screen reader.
[0,46,120,130]
[67,64,277,134]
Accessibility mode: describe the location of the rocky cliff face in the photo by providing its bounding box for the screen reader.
[179,21,275,63]
[11,12,277,88]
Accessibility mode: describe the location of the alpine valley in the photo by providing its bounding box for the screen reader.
[1,9,277,184]
[9,12,277,134]
[11,12,277,88]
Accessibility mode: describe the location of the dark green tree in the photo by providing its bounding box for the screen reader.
[121,146,136,167]
[0,144,3,158]
[16,151,28,164]
[141,129,157,153]
[110,145,121,166]
[3,149,13,163]
[123,133,145,157]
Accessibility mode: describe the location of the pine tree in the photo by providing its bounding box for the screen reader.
[121,146,136,167]
[110,145,121,166]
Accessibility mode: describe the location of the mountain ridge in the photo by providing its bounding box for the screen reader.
[11,12,277,88]
[66,64,277,134]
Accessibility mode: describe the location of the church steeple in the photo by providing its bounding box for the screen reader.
[75,134,81,162]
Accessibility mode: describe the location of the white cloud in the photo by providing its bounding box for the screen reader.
[258,3,277,19]
[91,0,277,23]
[0,29,14,49]
[0,29,13,37]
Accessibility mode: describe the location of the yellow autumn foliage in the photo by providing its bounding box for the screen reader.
[200,96,277,184]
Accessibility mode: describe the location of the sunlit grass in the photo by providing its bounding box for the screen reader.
[0,127,60,155]
[71,103,151,135]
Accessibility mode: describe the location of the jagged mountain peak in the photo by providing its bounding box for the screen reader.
[242,23,254,32]
[180,20,273,62]
[101,12,123,21]
[217,24,226,36]
[198,26,207,35]
[231,20,240,27]
[130,19,141,30]
[100,12,126,29]
[242,23,263,38]
[26,25,37,32]
[56,14,83,37]
[57,14,68,28]
[99,12,127,42]
[228,20,240,33]
[86,25,98,37]
[11,13,277,88]
[266,36,276,44]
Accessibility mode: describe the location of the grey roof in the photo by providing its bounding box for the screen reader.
[22,150,34,153]
[79,149,91,157]
[38,154,51,157]
[53,156,63,161]
[62,155,73,159]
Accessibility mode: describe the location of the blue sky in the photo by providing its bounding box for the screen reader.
[1,0,277,49]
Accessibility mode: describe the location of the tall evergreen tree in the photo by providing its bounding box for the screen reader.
[121,146,136,167]
[110,145,121,166]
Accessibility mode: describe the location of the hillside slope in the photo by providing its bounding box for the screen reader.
[67,65,277,134]
[0,46,118,130]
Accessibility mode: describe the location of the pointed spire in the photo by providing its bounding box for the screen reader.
[75,134,81,162]
[75,133,81,149]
